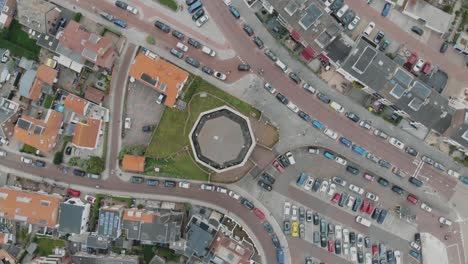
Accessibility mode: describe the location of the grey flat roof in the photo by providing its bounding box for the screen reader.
[19,69,36,98]
[86,235,110,250]
[71,253,138,264]
[393,68,413,88]
[97,208,121,238]
[324,35,354,66]
[58,203,85,234]
[184,217,217,258]
[411,81,431,99]
[298,4,322,30]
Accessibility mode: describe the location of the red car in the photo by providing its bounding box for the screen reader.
[407,194,419,204]
[363,173,375,181]
[253,208,265,219]
[367,202,375,215]
[331,193,341,204]
[407,52,418,65]
[422,62,431,74]
[328,240,334,252]
[272,160,285,173]
[372,245,378,256]
[360,200,370,213]
[66,188,81,197]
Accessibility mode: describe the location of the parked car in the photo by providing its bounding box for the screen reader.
[229,6,240,19]
[374,31,385,44]
[272,160,285,173]
[164,180,176,188]
[405,146,418,156]
[172,30,185,40]
[243,24,254,36]
[202,66,213,75]
[345,112,360,122]
[316,92,331,104]
[381,2,392,17]
[195,15,209,27]
[341,10,356,26]
[347,15,361,30]
[298,111,311,122]
[240,198,254,210]
[276,93,288,105]
[35,160,46,167]
[411,26,424,36]
[440,41,449,53]
[346,165,359,175]
[188,38,202,48]
[66,188,81,197]
[377,177,389,187]
[258,180,272,191]
[253,36,264,49]
[439,216,453,226]
[412,59,424,73]
[264,49,278,61]
[379,39,390,52]
[289,72,301,84]
[359,120,372,130]
[238,64,251,71]
[185,57,200,68]
[154,20,170,32]
[113,19,127,28]
[200,184,215,191]
[73,169,86,177]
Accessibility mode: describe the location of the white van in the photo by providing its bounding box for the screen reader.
[356,216,372,227]
[275,60,288,72]
[202,46,216,57]
[336,4,349,18]
[363,22,375,36]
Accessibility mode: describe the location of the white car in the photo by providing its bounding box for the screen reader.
[0,150,6,157]
[349,184,364,195]
[327,183,336,196]
[179,181,190,189]
[320,180,329,192]
[346,196,356,209]
[20,156,32,164]
[214,71,227,81]
[439,216,452,226]
[264,83,276,94]
[330,101,344,113]
[228,190,240,200]
[303,83,316,94]
[348,15,361,31]
[176,42,188,52]
[216,186,228,194]
[324,0,334,7]
[200,184,215,191]
[389,137,405,149]
[335,225,342,240]
[284,202,291,216]
[196,15,209,27]
[286,151,296,165]
[413,59,424,73]
[287,102,299,113]
[304,177,314,191]
[343,229,350,243]
[410,241,421,251]
[291,205,298,221]
[124,117,131,129]
[365,192,379,202]
[357,234,364,248]
[365,252,372,264]
[447,169,460,178]
[363,22,375,36]
[343,243,349,255]
[420,202,432,212]
[0,137,9,145]
[126,5,138,14]
[394,250,402,264]
[335,156,347,166]
[350,246,357,262]
[324,128,338,140]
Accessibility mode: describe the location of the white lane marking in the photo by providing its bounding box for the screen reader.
[411,160,424,178]
[446,244,462,264]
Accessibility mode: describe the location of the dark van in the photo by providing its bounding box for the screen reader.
[408,177,423,187]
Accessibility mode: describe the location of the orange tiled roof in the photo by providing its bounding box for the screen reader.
[122,155,145,172]
[0,233,6,244]
[0,187,62,228]
[28,79,45,101]
[72,118,101,149]
[129,53,189,107]
[58,20,116,69]
[84,86,105,104]
[63,94,89,115]
[28,65,57,101]
[13,110,63,153]
[0,249,15,264]
[122,209,154,224]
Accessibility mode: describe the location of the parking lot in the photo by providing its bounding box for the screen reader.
[122,81,165,147]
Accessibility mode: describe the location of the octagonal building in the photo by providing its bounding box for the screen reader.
[189,106,256,173]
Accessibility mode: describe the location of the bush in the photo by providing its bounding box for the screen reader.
[74,12,82,22]
[87,156,105,174]
[53,152,63,165]
[20,144,37,154]
[146,36,155,45]
[443,5,453,14]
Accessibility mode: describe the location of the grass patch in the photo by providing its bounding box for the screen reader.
[0,20,40,59]
[143,245,179,262]
[20,144,37,154]
[43,95,55,109]
[35,236,66,256]
[156,0,178,11]
[145,151,209,181]
[146,76,260,158]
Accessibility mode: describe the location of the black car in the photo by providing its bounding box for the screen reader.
[192,8,205,21]
[311,178,322,192]
[349,231,356,245]
[170,48,184,59]
[283,220,291,235]
[405,146,418,156]
[371,207,381,219]
[327,223,335,236]
[377,209,388,224]
[379,39,390,52]
[154,20,170,33]
[341,10,355,26]
[260,172,276,185]
[313,212,319,225]
[65,146,72,155]
[276,93,289,104]
[411,26,424,36]
[73,169,86,177]
[272,235,281,248]
[335,240,342,254]
[240,198,254,210]
[146,179,159,186]
[258,180,272,191]
[352,197,362,212]
[377,177,389,187]
[364,237,371,248]
[130,176,144,184]
[409,177,423,187]
[415,233,421,243]
[278,155,290,168]
[345,111,360,122]
[289,72,301,84]
[346,165,359,175]
[238,64,251,71]
[357,251,364,263]
[298,111,311,122]
[316,92,331,104]
[253,36,264,49]
[243,24,254,36]
[440,41,449,53]
[185,57,200,68]
[330,0,344,12]
[386,250,394,262]
[320,234,327,247]
[164,180,176,188]
[374,31,385,44]
[172,30,185,40]
[338,192,348,207]
[142,125,155,132]
[320,219,327,234]
[378,159,392,169]
[264,49,278,61]
[115,0,128,9]
[185,0,196,4]
[35,160,46,167]
[202,66,213,75]
[263,221,274,233]
[391,185,404,195]
[188,38,202,48]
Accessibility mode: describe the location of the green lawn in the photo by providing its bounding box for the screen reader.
[146,76,260,158]
[43,95,55,109]
[0,20,40,59]
[145,151,209,181]
[35,236,66,256]
[156,0,178,11]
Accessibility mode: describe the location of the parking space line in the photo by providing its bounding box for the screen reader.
[446,244,462,264]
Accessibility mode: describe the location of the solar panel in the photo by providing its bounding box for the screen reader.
[141,73,157,86]
[298,4,322,30]
[354,47,376,74]
[390,84,406,99]
[17,118,32,131]
[34,126,44,135]
[412,81,431,99]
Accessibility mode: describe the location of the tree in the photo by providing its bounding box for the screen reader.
[53,152,63,165]
[146,36,155,45]
[74,12,83,22]
[87,156,105,174]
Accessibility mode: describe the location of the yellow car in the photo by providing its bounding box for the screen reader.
[292,221,299,237]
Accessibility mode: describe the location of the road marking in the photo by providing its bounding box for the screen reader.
[411,160,424,178]
[446,244,462,264]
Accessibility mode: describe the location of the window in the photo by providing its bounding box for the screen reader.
[40,200,51,206]
[16,196,32,203]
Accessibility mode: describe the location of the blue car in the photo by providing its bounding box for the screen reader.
[352,144,367,156]
[229,6,240,19]
[459,176,468,185]
[323,151,336,160]
[113,19,127,28]
[312,120,326,131]
[381,2,391,17]
[339,137,352,147]
[296,172,309,186]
